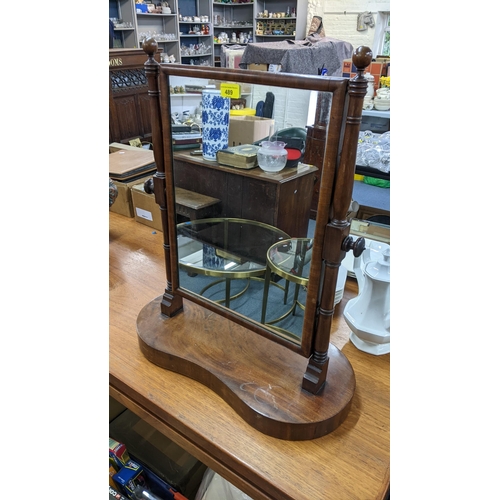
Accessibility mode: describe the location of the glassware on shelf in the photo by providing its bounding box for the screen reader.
[140,31,176,43]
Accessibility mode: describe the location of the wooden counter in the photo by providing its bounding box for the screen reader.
[173,152,318,238]
[109,211,390,500]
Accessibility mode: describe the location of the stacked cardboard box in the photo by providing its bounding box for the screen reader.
[130,183,163,232]
[228,115,274,147]
[109,143,155,218]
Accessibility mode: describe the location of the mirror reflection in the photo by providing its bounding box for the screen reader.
[169,75,332,344]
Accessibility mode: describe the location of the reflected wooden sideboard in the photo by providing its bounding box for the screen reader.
[173,152,318,238]
[109,211,390,500]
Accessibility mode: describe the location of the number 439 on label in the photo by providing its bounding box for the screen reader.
[220,83,240,99]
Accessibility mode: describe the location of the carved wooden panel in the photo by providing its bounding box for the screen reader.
[109,48,162,144]
[113,95,142,143]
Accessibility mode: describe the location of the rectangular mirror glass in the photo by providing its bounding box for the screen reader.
[167,74,333,348]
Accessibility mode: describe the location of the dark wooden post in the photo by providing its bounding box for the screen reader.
[303,92,331,219]
[143,38,183,317]
[302,46,372,394]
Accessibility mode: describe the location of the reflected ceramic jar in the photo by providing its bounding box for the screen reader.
[257,141,288,173]
[365,72,375,98]
[201,89,230,161]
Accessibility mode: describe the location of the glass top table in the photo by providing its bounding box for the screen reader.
[266,238,313,285]
[177,218,290,308]
[261,238,313,336]
[261,237,348,339]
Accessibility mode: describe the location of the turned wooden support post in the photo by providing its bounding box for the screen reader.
[302,46,372,394]
[143,38,183,317]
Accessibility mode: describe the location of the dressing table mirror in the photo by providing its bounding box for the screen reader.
[136,39,372,440]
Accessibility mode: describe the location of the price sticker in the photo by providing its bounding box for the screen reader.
[220,83,240,99]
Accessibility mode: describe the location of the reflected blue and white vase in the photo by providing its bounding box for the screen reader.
[202,244,225,269]
[202,89,230,161]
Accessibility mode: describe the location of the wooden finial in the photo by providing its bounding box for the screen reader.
[143,37,158,58]
[352,46,373,74]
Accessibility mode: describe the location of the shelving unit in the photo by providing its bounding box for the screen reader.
[360,108,390,133]
[361,109,390,119]
[357,109,390,183]
[179,22,213,66]
[254,0,306,42]
[110,0,139,48]
[177,0,213,65]
[110,0,307,66]
[137,13,180,62]
[213,2,254,66]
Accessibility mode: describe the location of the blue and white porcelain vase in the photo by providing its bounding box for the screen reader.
[202,243,225,269]
[202,89,230,161]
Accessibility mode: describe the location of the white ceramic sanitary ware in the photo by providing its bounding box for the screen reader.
[374,102,390,111]
[344,247,390,355]
[374,93,390,111]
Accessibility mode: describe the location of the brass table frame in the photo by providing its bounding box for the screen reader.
[261,238,313,339]
[177,218,290,308]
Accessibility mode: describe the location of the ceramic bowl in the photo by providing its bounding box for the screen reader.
[374,102,390,111]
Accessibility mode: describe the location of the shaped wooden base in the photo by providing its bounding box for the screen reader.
[137,296,356,440]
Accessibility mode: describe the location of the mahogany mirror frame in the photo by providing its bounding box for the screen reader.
[136,39,372,439]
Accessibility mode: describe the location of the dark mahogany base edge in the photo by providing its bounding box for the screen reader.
[136,296,356,441]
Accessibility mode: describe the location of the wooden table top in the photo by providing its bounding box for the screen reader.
[109,211,390,500]
[173,150,318,183]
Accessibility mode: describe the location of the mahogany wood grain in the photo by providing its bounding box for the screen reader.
[172,152,317,238]
[109,212,390,499]
[137,296,355,440]
[109,48,163,144]
[302,47,371,392]
[140,40,371,383]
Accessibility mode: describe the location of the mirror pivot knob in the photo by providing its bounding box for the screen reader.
[342,236,365,257]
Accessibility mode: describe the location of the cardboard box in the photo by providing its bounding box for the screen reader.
[109,437,131,471]
[110,175,153,218]
[228,115,274,147]
[109,486,127,499]
[131,183,163,232]
[222,45,245,69]
[112,459,147,498]
[248,63,268,72]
